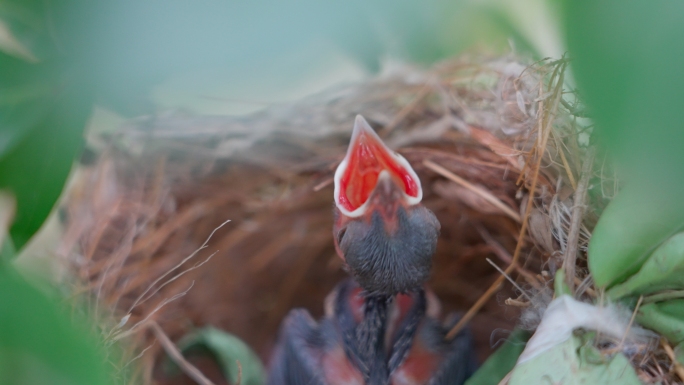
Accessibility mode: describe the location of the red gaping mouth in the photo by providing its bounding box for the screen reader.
[334,115,422,217]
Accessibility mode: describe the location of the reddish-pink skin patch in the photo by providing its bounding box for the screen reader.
[338,132,419,212]
[348,287,365,323]
[395,293,414,315]
[385,293,417,346]
[322,346,365,385]
[391,339,442,385]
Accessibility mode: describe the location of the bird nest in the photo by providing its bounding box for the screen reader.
[59,52,636,384]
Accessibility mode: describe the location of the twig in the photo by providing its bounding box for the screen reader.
[486,258,531,301]
[446,60,566,340]
[128,220,230,313]
[423,159,521,223]
[381,84,432,136]
[235,360,243,385]
[643,290,684,304]
[476,225,542,288]
[661,339,684,382]
[573,276,597,298]
[149,321,216,385]
[130,201,211,256]
[620,296,643,348]
[111,281,195,341]
[119,342,156,373]
[94,222,135,321]
[562,147,595,292]
[313,178,333,191]
[142,250,218,306]
[552,130,577,190]
[505,298,530,307]
[560,98,589,118]
[477,226,512,264]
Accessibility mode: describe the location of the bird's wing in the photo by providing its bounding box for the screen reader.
[389,315,477,385]
[428,324,477,385]
[268,309,327,385]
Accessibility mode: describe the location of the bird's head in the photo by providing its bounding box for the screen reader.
[333,115,440,296]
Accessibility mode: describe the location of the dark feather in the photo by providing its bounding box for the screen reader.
[267,310,327,385]
[340,206,440,295]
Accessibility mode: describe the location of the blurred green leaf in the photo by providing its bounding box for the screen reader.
[0,0,45,61]
[553,268,572,296]
[465,329,529,385]
[587,184,684,288]
[0,0,94,251]
[0,58,91,249]
[0,234,15,261]
[565,2,684,288]
[563,1,684,187]
[608,232,684,299]
[0,264,111,385]
[509,335,640,385]
[576,332,605,366]
[637,300,684,345]
[0,80,56,157]
[175,327,265,385]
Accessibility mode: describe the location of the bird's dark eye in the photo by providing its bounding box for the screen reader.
[336,228,347,245]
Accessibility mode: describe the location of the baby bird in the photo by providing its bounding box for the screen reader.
[268,115,475,385]
[333,115,440,296]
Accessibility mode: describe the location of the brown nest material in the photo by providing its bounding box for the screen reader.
[59,52,653,384]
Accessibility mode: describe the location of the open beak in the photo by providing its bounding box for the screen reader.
[334,115,422,218]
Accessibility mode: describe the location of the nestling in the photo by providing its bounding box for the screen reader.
[333,115,440,296]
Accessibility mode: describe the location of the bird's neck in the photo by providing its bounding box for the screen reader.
[345,289,427,385]
[357,294,391,385]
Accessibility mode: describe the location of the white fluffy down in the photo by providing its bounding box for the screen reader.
[517,295,655,364]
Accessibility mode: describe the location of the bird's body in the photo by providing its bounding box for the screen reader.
[268,280,476,385]
[268,115,475,385]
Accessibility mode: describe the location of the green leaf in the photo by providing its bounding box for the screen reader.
[576,332,605,366]
[0,100,91,249]
[636,300,684,345]
[175,327,265,385]
[465,329,530,385]
[0,0,45,61]
[0,84,55,157]
[564,1,684,289]
[563,1,684,188]
[0,52,61,157]
[0,0,95,252]
[608,232,684,299]
[0,234,16,261]
[0,264,111,385]
[0,59,92,249]
[587,184,684,288]
[554,268,572,297]
[509,335,641,385]
[0,191,15,261]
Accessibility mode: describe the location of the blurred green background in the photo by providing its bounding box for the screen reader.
[1,0,684,384]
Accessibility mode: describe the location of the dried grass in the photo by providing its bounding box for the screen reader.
[58,51,675,384]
